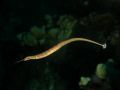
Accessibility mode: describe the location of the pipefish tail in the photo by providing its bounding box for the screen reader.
[17,38,107,63]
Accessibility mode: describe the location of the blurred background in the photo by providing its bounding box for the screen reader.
[0,0,120,90]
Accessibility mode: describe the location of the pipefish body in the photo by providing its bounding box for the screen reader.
[17,38,107,63]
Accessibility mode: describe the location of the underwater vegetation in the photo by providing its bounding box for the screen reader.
[25,63,66,90]
[17,15,77,47]
[79,58,120,90]
[78,59,118,90]
[78,13,120,42]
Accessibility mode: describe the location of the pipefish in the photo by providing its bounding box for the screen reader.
[16,38,107,63]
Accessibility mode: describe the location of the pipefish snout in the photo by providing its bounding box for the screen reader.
[17,38,107,63]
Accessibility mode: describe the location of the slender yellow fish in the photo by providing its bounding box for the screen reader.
[17,37,106,63]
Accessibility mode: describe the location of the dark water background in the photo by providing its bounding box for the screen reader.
[0,0,120,90]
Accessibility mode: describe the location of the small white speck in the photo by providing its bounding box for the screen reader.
[102,43,107,49]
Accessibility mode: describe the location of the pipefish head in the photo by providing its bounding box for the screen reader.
[23,56,36,61]
[15,56,37,64]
